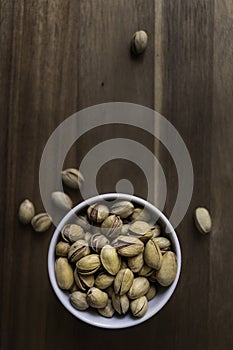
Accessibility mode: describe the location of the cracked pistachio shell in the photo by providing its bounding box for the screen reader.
[74,268,94,291]
[138,264,154,277]
[70,291,89,311]
[156,251,178,286]
[127,253,144,273]
[113,235,144,257]
[127,277,150,299]
[101,215,123,238]
[90,233,109,253]
[129,221,153,243]
[151,224,161,237]
[62,168,84,189]
[130,296,148,318]
[87,203,109,223]
[194,207,212,234]
[55,258,74,290]
[51,191,73,210]
[153,237,171,249]
[110,201,134,219]
[31,213,52,232]
[98,299,115,318]
[130,208,151,222]
[112,293,129,315]
[76,254,101,275]
[75,215,91,230]
[95,272,114,289]
[114,268,134,295]
[18,199,35,224]
[146,285,157,300]
[61,224,84,243]
[100,245,121,275]
[68,240,90,262]
[86,287,108,308]
[144,239,162,270]
[55,241,70,257]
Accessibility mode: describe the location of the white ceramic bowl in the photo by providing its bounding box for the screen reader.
[48,193,181,329]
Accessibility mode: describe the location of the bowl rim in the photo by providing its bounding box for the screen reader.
[48,193,182,329]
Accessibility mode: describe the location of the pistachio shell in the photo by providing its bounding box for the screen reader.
[70,291,89,311]
[127,277,150,299]
[61,224,84,243]
[55,257,74,290]
[120,260,128,269]
[153,237,171,249]
[76,254,101,275]
[114,268,134,295]
[18,199,35,224]
[156,251,178,286]
[129,221,153,242]
[55,241,70,257]
[151,224,161,238]
[86,287,108,308]
[100,245,121,275]
[130,296,148,318]
[31,213,52,232]
[138,264,154,277]
[68,240,90,262]
[127,253,144,273]
[112,293,129,315]
[106,286,114,299]
[62,168,84,189]
[90,233,109,253]
[51,191,73,210]
[144,239,162,270]
[101,215,123,238]
[75,215,91,230]
[145,285,157,300]
[87,203,109,223]
[110,201,134,219]
[74,269,94,291]
[130,208,151,222]
[113,235,144,257]
[95,272,115,289]
[98,299,115,318]
[194,207,212,234]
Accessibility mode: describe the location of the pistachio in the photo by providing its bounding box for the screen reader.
[18,199,35,224]
[74,268,94,291]
[76,254,101,275]
[84,231,92,243]
[151,224,161,238]
[146,285,156,300]
[113,235,144,257]
[106,286,114,299]
[129,221,153,242]
[69,283,79,293]
[75,215,91,230]
[90,233,109,253]
[70,291,89,311]
[153,237,171,250]
[130,296,148,318]
[114,268,134,295]
[101,215,123,239]
[112,293,129,315]
[120,260,128,269]
[127,253,144,273]
[68,240,90,262]
[156,251,177,286]
[51,191,73,210]
[148,270,157,283]
[194,207,212,234]
[144,239,162,270]
[100,245,121,275]
[31,213,52,232]
[87,203,109,223]
[61,224,84,243]
[131,30,148,55]
[127,277,150,299]
[121,224,130,235]
[138,264,154,277]
[86,287,108,308]
[110,201,134,219]
[95,272,115,289]
[55,241,70,257]
[55,257,74,290]
[61,168,84,189]
[130,208,151,222]
[98,299,115,318]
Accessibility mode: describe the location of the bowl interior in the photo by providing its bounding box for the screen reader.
[48,193,181,329]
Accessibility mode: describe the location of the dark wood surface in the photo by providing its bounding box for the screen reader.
[0,1,233,349]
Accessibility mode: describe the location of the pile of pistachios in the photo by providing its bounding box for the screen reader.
[55,201,178,319]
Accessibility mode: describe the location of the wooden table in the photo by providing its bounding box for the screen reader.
[1,1,232,349]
